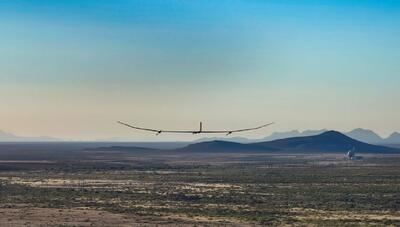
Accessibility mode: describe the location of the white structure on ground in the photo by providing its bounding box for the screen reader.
[346,147,356,159]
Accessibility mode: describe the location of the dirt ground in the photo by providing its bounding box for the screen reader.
[0,206,252,227]
[0,144,399,226]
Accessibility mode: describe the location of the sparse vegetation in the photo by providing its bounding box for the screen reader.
[0,146,399,226]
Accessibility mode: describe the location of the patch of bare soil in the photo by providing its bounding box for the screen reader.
[0,206,252,227]
[290,208,400,222]
[0,207,144,226]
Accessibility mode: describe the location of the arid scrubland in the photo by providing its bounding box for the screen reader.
[0,147,399,226]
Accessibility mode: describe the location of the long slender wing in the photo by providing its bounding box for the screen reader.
[117,121,197,133]
[118,121,274,134]
[202,123,274,133]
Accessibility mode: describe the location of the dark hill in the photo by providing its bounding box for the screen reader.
[177,131,399,153]
[177,140,279,153]
[254,131,399,153]
[87,131,399,154]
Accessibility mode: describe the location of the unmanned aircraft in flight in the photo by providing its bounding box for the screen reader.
[117,121,274,135]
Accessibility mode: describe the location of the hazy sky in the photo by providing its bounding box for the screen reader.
[1,0,399,141]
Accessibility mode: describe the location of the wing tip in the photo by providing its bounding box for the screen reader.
[262,122,274,127]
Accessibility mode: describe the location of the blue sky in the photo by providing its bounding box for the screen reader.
[0,0,399,140]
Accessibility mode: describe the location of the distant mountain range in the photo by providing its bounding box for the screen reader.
[266,128,400,145]
[262,129,329,141]
[92,131,400,154]
[384,132,400,144]
[197,128,400,145]
[0,130,61,142]
[252,131,398,153]
[1,128,399,145]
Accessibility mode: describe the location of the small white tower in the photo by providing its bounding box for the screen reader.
[346,147,356,159]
